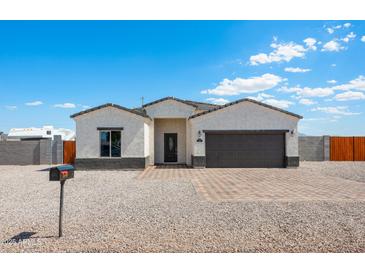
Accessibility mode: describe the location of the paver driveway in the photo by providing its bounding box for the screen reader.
[139,166,365,202]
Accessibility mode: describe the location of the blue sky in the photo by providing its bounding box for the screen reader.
[1,21,365,135]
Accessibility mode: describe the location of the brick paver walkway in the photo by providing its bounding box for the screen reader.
[138,166,365,202]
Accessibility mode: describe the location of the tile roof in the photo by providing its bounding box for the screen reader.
[70,103,150,119]
[188,98,303,119]
[70,97,303,121]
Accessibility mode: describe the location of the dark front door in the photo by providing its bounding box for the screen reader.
[164,133,178,162]
[205,132,285,168]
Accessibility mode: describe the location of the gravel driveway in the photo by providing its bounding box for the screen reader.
[1,164,365,252]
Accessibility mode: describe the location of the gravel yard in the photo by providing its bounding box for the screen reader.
[1,163,365,252]
[300,161,365,183]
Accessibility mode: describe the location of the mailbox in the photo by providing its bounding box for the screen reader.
[49,165,74,181]
[49,164,75,237]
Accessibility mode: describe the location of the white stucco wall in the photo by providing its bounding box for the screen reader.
[186,120,191,165]
[189,101,300,157]
[148,120,154,165]
[74,106,150,158]
[144,123,149,158]
[145,99,195,118]
[154,118,187,164]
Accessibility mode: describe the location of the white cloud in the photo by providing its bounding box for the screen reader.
[201,74,284,96]
[343,23,351,28]
[333,75,365,91]
[326,24,349,34]
[5,105,17,111]
[249,53,271,65]
[302,117,327,121]
[284,67,311,73]
[53,103,76,108]
[303,37,317,50]
[331,64,337,67]
[249,39,315,65]
[206,98,229,105]
[334,91,365,101]
[25,100,43,106]
[247,92,274,101]
[327,80,337,84]
[279,86,334,97]
[247,93,293,109]
[311,106,360,116]
[361,36,365,42]
[299,98,317,105]
[342,32,356,43]
[347,32,356,38]
[321,40,344,52]
[260,98,294,109]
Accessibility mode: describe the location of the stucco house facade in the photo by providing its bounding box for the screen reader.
[71,97,302,169]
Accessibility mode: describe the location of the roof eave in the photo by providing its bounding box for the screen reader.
[142,96,198,109]
[188,98,303,120]
[70,103,151,120]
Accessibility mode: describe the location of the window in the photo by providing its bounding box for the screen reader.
[100,131,121,157]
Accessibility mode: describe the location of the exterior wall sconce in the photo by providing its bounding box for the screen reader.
[197,130,203,142]
[290,129,295,135]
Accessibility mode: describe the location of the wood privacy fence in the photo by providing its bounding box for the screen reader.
[330,137,365,161]
[63,141,76,164]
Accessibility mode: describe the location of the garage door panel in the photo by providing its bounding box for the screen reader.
[206,133,285,168]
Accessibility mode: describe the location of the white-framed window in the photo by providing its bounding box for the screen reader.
[100,130,121,157]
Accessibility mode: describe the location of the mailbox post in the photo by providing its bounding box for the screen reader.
[49,165,74,237]
[59,179,65,237]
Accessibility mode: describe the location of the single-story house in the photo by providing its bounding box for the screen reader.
[71,97,302,169]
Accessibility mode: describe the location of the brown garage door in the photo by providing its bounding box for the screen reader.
[205,131,286,168]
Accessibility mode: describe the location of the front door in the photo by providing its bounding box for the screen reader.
[164,133,178,162]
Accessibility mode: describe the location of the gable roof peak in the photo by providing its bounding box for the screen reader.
[142,96,217,111]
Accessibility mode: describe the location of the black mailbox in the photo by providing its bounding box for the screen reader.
[49,164,75,237]
[49,165,74,181]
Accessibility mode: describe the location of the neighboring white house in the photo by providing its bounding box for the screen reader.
[71,97,302,169]
[7,125,75,141]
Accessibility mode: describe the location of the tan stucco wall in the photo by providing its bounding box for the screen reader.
[145,99,195,118]
[74,107,150,158]
[189,101,300,158]
[154,118,187,164]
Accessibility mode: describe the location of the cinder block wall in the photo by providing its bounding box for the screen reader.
[0,135,63,165]
[299,136,330,161]
[52,135,63,164]
[0,140,41,165]
[39,139,52,164]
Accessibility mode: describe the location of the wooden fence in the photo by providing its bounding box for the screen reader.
[63,141,76,164]
[330,137,365,161]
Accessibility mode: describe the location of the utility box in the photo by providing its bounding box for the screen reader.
[49,165,74,181]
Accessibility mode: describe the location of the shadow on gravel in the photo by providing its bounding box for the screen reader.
[37,167,51,172]
[3,232,36,243]
[3,232,57,244]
